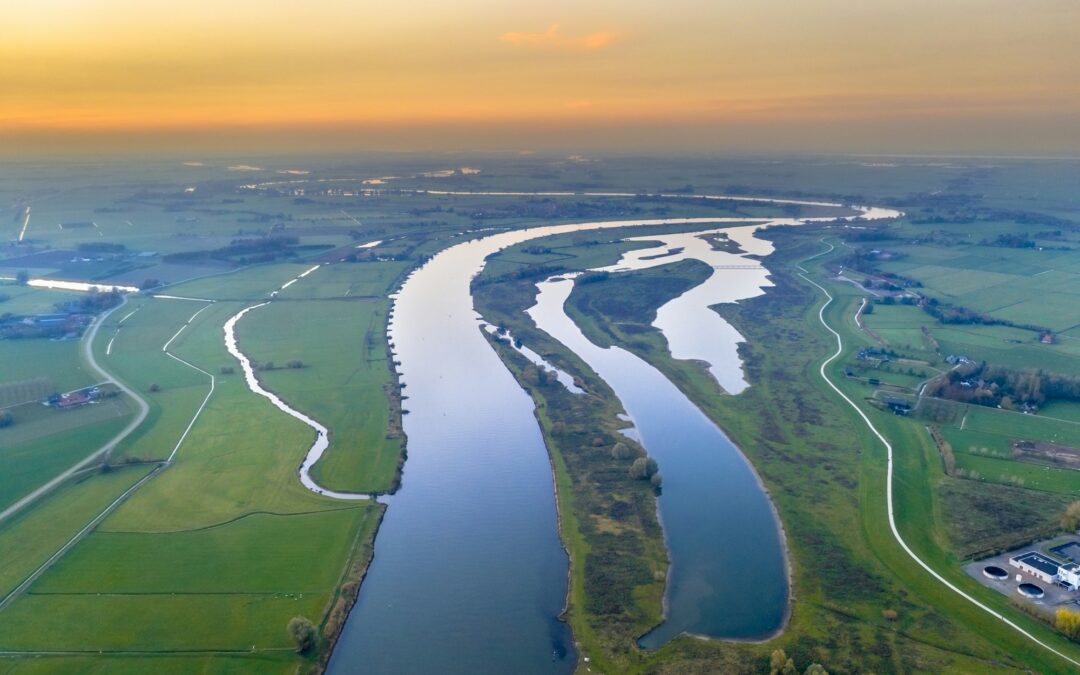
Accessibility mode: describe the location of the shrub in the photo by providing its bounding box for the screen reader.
[1055,608,1080,639]
[220,366,235,375]
[629,457,658,480]
[1062,501,1080,532]
[287,616,316,654]
[148,383,161,393]
[611,442,634,460]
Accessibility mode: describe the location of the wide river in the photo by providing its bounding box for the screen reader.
[328,201,897,673]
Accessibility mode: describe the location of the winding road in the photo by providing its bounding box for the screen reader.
[0,297,150,526]
[797,241,1080,670]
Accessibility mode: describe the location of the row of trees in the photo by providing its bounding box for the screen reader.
[920,296,1048,333]
[926,362,1080,409]
[769,649,829,674]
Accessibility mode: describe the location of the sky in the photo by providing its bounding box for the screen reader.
[3,0,1079,155]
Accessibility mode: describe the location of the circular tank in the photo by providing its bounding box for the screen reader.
[1018,582,1044,599]
[982,565,1009,580]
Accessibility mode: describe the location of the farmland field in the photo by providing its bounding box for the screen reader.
[3,155,1080,673]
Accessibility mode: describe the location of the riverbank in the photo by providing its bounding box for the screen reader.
[312,503,387,675]
[473,222,1028,672]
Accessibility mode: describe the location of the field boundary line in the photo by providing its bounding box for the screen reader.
[160,301,217,463]
[797,239,1080,670]
[0,465,164,612]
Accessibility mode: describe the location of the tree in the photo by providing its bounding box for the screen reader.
[769,650,788,674]
[769,649,796,675]
[611,442,634,460]
[287,616,316,653]
[629,456,658,480]
[15,270,29,286]
[1062,501,1080,532]
[0,410,12,428]
[650,473,663,488]
[1056,608,1080,639]
[148,383,161,393]
[804,665,829,675]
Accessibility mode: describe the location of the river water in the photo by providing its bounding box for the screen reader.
[328,199,899,672]
[530,272,788,646]
[327,217,770,675]
[594,225,779,394]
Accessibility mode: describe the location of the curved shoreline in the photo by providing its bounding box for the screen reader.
[321,193,899,671]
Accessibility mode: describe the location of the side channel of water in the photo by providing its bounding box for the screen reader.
[527,221,790,646]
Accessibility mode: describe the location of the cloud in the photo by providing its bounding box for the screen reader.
[563,100,594,109]
[499,24,619,52]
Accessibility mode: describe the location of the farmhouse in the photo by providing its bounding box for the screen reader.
[1009,551,1060,583]
[55,391,91,409]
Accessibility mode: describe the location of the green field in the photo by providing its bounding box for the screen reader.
[0,260,393,672]
[238,297,402,494]
[0,465,156,601]
[0,339,96,393]
[3,156,1080,672]
[0,418,131,514]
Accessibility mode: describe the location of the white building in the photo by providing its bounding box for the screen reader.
[1009,551,1059,583]
[1057,562,1080,591]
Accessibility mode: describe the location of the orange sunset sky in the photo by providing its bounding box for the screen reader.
[3,0,1079,155]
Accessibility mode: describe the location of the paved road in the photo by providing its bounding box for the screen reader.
[0,296,150,526]
[797,241,1080,670]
